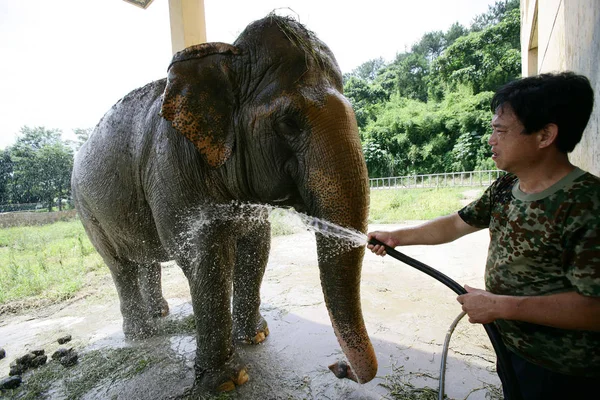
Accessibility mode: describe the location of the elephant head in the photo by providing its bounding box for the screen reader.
[160,15,377,384]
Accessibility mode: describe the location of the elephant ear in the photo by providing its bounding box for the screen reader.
[161,43,240,168]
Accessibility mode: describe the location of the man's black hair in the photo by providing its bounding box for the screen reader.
[491,72,594,153]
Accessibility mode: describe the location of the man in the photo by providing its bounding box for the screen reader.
[368,72,600,400]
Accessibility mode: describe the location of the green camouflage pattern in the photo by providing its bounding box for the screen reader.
[459,168,600,376]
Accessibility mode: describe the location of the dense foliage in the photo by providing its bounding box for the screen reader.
[0,126,83,212]
[344,0,520,177]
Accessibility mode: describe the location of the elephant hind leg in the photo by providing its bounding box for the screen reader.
[107,258,158,339]
[139,262,169,318]
[77,207,161,337]
[232,221,270,344]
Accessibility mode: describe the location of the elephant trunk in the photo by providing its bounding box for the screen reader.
[303,91,377,383]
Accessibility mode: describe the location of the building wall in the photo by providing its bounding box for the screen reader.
[521,0,600,175]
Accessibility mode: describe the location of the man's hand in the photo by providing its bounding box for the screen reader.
[456,285,505,324]
[457,286,600,331]
[366,231,400,256]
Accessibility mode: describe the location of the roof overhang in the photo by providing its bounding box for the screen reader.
[122,0,155,9]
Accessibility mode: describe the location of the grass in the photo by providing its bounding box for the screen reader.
[380,364,442,400]
[161,314,197,334]
[369,187,483,223]
[0,219,105,306]
[379,362,503,400]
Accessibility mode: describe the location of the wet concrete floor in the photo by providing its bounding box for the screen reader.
[0,223,500,399]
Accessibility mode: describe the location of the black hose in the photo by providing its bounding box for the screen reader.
[368,238,522,400]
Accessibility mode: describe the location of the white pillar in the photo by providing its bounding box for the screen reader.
[168,0,207,54]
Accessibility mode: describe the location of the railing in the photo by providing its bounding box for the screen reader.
[369,170,504,189]
[0,200,74,213]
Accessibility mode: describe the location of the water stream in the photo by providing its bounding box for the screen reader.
[283,208,368,247]
[181,201,368,249]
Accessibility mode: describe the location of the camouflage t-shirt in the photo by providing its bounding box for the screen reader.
[458,167,600,377]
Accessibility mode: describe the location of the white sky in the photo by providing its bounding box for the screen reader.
[0,0,499,149]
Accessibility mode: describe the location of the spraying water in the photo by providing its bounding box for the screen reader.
[181,201,368,249]
[288,209,368,247]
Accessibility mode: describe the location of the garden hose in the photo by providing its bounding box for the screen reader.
[368,238,522,400]
[439,311,466,400]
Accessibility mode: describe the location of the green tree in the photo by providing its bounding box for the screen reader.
[362,139,395,178]
[344,76,388,129]
[439,87,495,171]
[393,52,430,101]
[429,8,521,97]
[412,31,445,61]
[343,57,386,83]
[8,126,74,211]
[360,86,495,177]
[36,143,74,211]
[0,149,12,205]
[71,127,93,151]
[445,22,469,47]
[470,0,520,31]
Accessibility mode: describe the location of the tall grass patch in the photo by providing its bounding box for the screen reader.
[369,187,483,223]
[0,219,105,305]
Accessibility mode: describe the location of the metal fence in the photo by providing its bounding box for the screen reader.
[369,170,504,190]
[0,200,74,214]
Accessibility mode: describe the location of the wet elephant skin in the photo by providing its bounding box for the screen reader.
[71,14,376,392]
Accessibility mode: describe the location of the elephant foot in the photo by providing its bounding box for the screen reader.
[145,296,170,318]
[234,316,269,344]
[195,357,249,393]
[151,297,170,318]
[160,298,169,317]
[216,369,249,392]
[122,317,157,339]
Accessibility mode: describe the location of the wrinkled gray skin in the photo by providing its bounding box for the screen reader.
[72,15,377,392]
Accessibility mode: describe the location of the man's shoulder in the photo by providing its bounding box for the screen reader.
[486,172,517,203]
[576,170,600,186]
[569,170,600,198]
[495,172,518,185]
[559,170,600,224]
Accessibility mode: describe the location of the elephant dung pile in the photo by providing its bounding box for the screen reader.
[0,335,78,391]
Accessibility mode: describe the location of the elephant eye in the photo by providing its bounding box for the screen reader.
[275,117,301,137]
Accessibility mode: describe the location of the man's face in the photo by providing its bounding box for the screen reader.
[489,104,539,173]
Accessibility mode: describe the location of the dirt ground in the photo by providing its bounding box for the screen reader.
[0,223,501,400]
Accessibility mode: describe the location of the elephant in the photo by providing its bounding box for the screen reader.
[71,14,377,392]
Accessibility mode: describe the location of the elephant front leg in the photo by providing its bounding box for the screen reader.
[184,243,249,393]
[232,221,270,344]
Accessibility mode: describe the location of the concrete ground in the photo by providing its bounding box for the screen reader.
[0,223,500,399]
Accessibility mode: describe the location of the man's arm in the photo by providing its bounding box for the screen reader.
[457,286,600,331]
[368,212,481,256]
